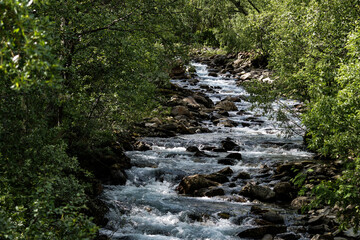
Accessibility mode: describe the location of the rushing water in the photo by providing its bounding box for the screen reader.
[100,63,313,239]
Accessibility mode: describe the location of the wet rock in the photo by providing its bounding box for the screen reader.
[237,226,287,239]
[255,218,274,226]
[215,100,238,111]
[240,182,276,201]
[186,146,200,152]
[275,232,301,240]
[218,158,238,165]
[234,171,251,180]
[195,186,225,197]
[182,96,201,109]
[221,138,240,151]
[217,167,234,175]
[193,94,214,108]
[217,110,230,116]
[204,173,229,184]
[261,211,285,224]
[226,152,242,160]
[176,174,221,196]
[187,212,209,222]
[171,106,191,117]
[251,205,268,214]
[194,150,213,157]
[208,72,218,77]
[274,182,294,201]
[218,212,231,219]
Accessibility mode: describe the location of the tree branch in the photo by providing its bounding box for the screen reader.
[228,0,248,15]
[247,0,260,13]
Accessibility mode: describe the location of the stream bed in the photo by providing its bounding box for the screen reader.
[99,62,314,239]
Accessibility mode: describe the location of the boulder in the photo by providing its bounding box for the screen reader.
[239,182,276,201]
[193,94,214,108]
[195,187,225,197]
[176,174,220,196]
[182,96,201,109]
[221,138,240,151]
[226,153,242,160]
[204,173,229,184]
[209,72,218,77]
[171,106,190,117]
[261,211,285,224]
[275,233,301,240]
[274,182,294,201]
[186,146,200,152]
[237,226,287,239]
[217,167,234,175]
[218,158,238,165]
[234,171,251,180]
[215,100,238,111]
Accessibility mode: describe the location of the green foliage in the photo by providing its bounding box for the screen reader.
[0,0,60,89]
[1,0,196,238]
[209,0,360,231]
[311,159,360,231]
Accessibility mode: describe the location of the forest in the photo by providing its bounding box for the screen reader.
[1,0,360,239]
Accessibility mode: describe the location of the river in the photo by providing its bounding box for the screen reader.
[99,62,313,239]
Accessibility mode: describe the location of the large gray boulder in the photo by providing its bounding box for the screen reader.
[239,182,276,201]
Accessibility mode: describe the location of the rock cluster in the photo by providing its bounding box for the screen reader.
[138,83,214,138]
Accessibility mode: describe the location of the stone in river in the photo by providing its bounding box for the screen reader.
[218,158,238,165]
[176,174,220,196]
[234,171,251,180]
[226,152,242,160]
[186,146,200,152]
[239,182,276,201]
[237,225,287,239]
[215,100,238,111]
[221,138,240,151]
[261,211,285,224]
